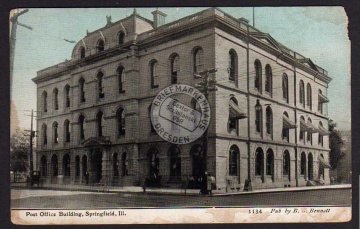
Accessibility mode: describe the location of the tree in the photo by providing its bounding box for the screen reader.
[10,130,29,182]
[329,120,345,170]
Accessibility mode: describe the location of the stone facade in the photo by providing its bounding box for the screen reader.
[33,8,332,192]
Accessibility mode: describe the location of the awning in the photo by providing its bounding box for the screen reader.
[319,93,329,103]
[306,122,319,134]
[318,125,330,136]
[229,100,247,120]
[300,119,318,133]
[283,115,297,129]
[300,119,308,131]
[318,156,331,168]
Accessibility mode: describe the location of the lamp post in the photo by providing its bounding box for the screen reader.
[255,99,262,111]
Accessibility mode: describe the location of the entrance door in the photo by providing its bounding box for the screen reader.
[90,149,103,183]
[190,144,203,188]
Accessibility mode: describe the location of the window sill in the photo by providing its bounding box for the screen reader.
[264,91,272,97]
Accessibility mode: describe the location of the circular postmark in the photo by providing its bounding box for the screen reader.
[150,84,210,144]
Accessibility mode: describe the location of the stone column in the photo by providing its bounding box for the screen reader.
[70,156,75,184]
[101,148,111,185]
[79,156,83,184]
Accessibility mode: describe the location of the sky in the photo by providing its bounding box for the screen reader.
[11,7,350,131]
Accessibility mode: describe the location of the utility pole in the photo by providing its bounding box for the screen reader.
[10,9,32,98]
[194,68,217,177]
[25,109,37,173]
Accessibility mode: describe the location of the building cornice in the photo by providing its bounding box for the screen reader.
[33,8,331,86]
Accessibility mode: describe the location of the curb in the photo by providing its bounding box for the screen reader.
[11,184,351,197]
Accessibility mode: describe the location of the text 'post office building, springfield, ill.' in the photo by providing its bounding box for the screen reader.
[32,8,332,192]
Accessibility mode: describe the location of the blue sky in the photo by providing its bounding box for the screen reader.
[11,7,350,130]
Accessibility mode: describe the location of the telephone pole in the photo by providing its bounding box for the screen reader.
[10,9,32,98]
[194,68,217,176]
[25,109,37,173]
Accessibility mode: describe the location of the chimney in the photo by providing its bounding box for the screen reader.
[238,17,249,24]
[152,9,167,28]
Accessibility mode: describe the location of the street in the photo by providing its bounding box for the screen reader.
[11,188,351,209]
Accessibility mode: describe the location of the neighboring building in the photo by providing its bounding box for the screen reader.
[336,130,351,183]
[10,100,20,136]
[32,8,332,192]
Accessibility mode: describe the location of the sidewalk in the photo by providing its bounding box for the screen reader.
[11,182,351,196]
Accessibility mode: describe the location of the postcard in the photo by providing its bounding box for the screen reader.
[10,7,351,224]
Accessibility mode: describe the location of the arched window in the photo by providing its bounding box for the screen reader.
[64,85,70,108]
[96,111,104,137]
[318,89,323,114]
[229,145,239,176]
[169,145,181,177]
[265,64,272,95]
[255,100,262,133]
[117,108,125,136]
[118,31,125,45]
[254,60,262,91]
[300,152,306,176]
[63,154,70,177]
[78,115,85,140]
[282,112,290,142]
[40,156,47,176]
[117,66,125,93]
[307,83,312,110]
[170,54,180,84]
[42,91,48,113]
[318,122,324,146]
[319,154,325,179]
[193,47,204,73]
[97,72,104,99]
[53,122,58,144]
[308,153,314,180]
[51,154,58,176]
[53,88,59,110]
[229,97,239,131]
[97,39,104,52]
[147,147,159,178]
[75,155,80,177]
[64,120,70,143]
[79,46,85,59]
[42,124,47,145]
[299,80,305,107]
[190,144,203,179]
[79,77,86,103]
[255,148,264,177]
[307,118,313,145]
[266,106,273,136]
[82,155,88,176]
[282,73,289,103]
[150,60,159,89]
[122,153,128,176]
[283,151,290,178]
[113,153,119,176]
[229,49,238,82]
[299,116,305,142]
[148,104,155,133]
[266,149,274,178]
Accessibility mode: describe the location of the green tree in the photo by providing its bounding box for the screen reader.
[10,130,29,182]
[329,120,345,170]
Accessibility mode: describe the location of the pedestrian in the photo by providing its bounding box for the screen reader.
[207,173,213,195]
[85,171,89,185]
